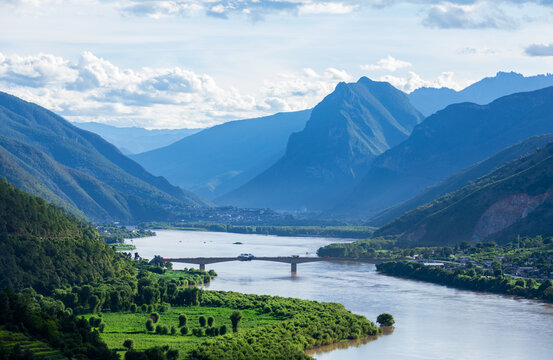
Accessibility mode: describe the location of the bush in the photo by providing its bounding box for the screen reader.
[130,304,137,313]
[230,310,242,333]
[170,326,177,335]
[199,316,206,327]
[207,316,214,327]
[98,322,106,333]
[123,339,134,350]
[180,326,188,335]
[376,313,395,327]
[141,304,147,312]
[192,328,204,336]
[178,314,187,327]
[146,319,154,332]
[149,312,160,323]
[156,325,169,335]
[219,325,227,335]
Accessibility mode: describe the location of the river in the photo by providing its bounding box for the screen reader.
[127,230,553,360]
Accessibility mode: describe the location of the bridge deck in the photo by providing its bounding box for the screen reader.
[164,256,385,265]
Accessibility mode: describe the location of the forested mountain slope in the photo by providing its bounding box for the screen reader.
[0,91,208,222]
[376,142,553,246]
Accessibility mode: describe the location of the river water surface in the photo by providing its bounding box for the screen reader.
[127,230,553,360]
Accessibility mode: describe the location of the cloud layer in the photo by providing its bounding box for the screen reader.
[0,51,354,128]
[525,44,553,57]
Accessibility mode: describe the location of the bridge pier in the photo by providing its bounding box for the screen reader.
[200,263,205,271]
[291,263,297,273]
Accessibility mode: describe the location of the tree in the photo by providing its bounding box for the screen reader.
[130,304,137,313]
[98,321,106,333]
[376,313,395,327]
[199,316,206,327]
[180,326,188,335]
[178,314,187,327]
[123,339,134,350]
[170,326,177,335]
[230,310,242,333]
[219,325,227,335]
[166,349,179,360]
[207,316,214,327]
[146,319,154,332]
[150,312,160,323]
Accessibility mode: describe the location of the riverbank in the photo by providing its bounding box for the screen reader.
[377,261,553,303]
[140,222,375,239]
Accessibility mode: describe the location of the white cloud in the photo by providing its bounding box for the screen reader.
[298,2,357,15]
[378,71,466,92]
[422,2,517,30]
[0,51,351,128]
[361,56,412,72]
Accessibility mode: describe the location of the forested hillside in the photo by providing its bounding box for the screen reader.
[0,178,131,293]
[377,142,553,246]
[0,91,208,223]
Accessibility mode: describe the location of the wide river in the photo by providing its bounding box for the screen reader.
[127,230,553,360]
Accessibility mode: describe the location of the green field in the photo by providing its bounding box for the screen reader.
[83,306,281,358]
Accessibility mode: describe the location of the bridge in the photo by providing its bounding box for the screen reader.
[163,256,386,274]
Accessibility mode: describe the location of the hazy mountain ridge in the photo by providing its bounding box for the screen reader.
[133,110,312,199]
[379,142,553,246]
[73,121,201,154]
[0,91,209,222]
[336,86,553,220]
[409,71,553,116]
[218,77,424,211]
[369,134,553,227]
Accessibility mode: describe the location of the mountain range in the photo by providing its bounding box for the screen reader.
[132,110,311,199]
[218,77,424,211]
[336,86,553,220]
[368,134,553,227]
[0,91,208,223]
[409,71,553,116]
[377,141,553,246]
[73,121,201,154]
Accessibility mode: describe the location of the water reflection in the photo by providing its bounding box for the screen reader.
[306,327,394,356]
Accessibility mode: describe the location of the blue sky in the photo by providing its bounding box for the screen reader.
[1,0,553,128]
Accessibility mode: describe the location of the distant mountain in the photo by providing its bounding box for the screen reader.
[72,122,201,154]
[218,77,424,211]
[409,71,553,116]
[132,110,311,199]
[336,86,553,220]
[377,142,553,246]
[0,91,208,223]
[369,134,553,227]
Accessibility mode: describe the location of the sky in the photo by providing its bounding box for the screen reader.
[1,0,553,129]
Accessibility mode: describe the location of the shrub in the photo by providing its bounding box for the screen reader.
[178,314,187,327]
[180,326,188,335]
[170,326,177,335]
[207,316,214,327]
[149,312,160,323]
[123,339,134,350]
[199,316,206,327]
[146,319,154,332]
[376,313,395,327]
[219,325,227,335]
[130,304,137,313]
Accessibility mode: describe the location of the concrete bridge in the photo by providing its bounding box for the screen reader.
[163,256,386,273]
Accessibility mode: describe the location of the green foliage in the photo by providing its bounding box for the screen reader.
[377,261,553,302]
[178,314,187,327]
[0,290,117,360]
[376,313,395,327]
[317,238,397,258]
[0,179,135,294]
[207,316,214,327]
[230,310,242,333]
[199,316,206,327]
[124,339,134,350]
[146,319,154,332]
